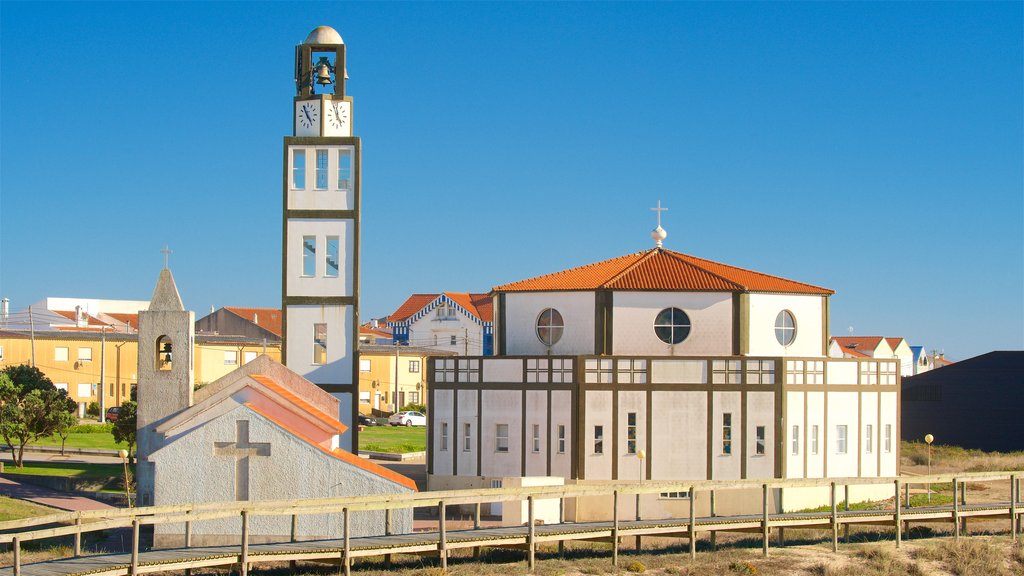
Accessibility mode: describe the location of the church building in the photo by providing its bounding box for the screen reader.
[427,217,900,520]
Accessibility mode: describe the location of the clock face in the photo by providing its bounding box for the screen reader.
[296,101,320,134]
[325,100,351,136]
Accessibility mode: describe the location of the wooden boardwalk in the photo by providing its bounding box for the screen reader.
[2,472,1020,576]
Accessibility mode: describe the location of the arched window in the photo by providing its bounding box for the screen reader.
[774,310,796,346]
[654,308,691,344]
[156,335,173,371]
[536,308,564,347]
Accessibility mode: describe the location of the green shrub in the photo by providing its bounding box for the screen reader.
[401,403,427,414]
[625,560,646,573]
[86,402,100,417]
[69,423,113,433]
[729,561,757,575]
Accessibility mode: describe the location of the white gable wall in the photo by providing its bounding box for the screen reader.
[747,294,824,357]
[406,307,487,356]
[613,292,732,356]
[504,292,595,355]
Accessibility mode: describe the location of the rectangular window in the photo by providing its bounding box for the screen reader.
[315,149,328,189]
[756,425,766,455]
[865,424,873,454]
[359,359,371,372]
[440,422,448,451]
[55,383,68,393]
[223,351,237,365]
[660,491,691,500]
[557,424,566,454]
[313,323,327,365]
[243,351,257,364]
[884,424,892,453]
[77,384,91,398]
[792,425,800,456]
[302,236,316,277]
[325,236,339,278]
[722,413,733,455]
[496,424,509,453]
[338,149,352,190]
[78,347,92,361]
[292,149,305,188]
[837,425,848,454]
[0,345,3,361]
[626,412,638,454]
[359,391,370,404]
[463,422,472,452]
[532,424,541,453]
[811,425,819,455]
[450,335,457,346]
[594,425,604,454]
[408,360,420,373]
[55,347,69,362]
[409,392,419,404]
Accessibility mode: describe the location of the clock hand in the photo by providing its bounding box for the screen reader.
[304,108,313,124]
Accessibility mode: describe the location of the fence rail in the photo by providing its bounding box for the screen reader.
[1,471,1020,576]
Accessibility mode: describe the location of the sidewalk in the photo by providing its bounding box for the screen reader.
[0,476,114,512]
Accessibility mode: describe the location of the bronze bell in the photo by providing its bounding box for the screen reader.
[315,58,333,86]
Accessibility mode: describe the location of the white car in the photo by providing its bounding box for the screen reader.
[388,411,426,427]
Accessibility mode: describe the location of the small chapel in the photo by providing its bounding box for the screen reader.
[135,268,415,546]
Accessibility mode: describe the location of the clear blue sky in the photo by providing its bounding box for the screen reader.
[2,2,1021,361]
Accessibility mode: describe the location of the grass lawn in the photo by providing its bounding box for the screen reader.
[358,425,426,454]
[31,432,126,451]
[0,496,58,522]
[1,460,128,479]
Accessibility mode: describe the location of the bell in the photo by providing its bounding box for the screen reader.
[315,59,333,86]
[163,352,172,363]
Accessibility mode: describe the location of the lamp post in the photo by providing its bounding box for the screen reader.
[924,434,934,503]
[636,449,646,550]
[118,449,132,508]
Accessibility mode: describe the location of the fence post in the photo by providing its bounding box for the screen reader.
[952,477,960,541]
[762,483,770,557]
[905,482,910,510]
[473,501,482,560]
[528,495,536,570]
[290,513,298,574]
[439,500,448,571]
[689,487,697,560]
[184,509,194,576]
[612,490,619,567]
[385,508,394,568]
[710,489,717,551]
[1011,474,1017,543]
[843,484,850,543]
[558,496,565,558]
[342,507,350,576]
[240,510,249,576]
[12,536,20,576]
[830,481,838,553]
[894,479,901,548]
[74,516,82,557]
[960,479,968,534]
[131,517,140,576]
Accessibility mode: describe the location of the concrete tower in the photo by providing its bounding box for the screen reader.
[283,26,360,450]
[136,267,195,506]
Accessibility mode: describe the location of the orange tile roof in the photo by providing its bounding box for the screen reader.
[884,337,906,350]
[224,307,282,337]
[104,313,139,329]
[840,347,870,358]
[52,310,109,326]
[493,248,834,295]
[243,402,417,492]
[249,374,347,434]
[389,293,493,322]
[832,336,885,351]
[359,324,392,338]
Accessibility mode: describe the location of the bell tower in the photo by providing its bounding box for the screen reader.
[283,26,360,450]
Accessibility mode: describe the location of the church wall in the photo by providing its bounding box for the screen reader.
[805,391,825,478]
[456,389,478,476]
[525,390,548,476]
[879,391,898,477]
[503,292,595,355]
[551,390,573,478]
[432,389,454,475]
[583,390,613,480]
[287,144,356,211]
[480,390,523,478]
[615,391,646,481]
[612,292,732,356]
[747,294,824,357]
[285,219,354,297]
[827,361,858,385]
[745,391,775,479]
[285,305,352,383]
[825,391,859,478]
[785,391,805,479]
[711,391,742,480]
[650,391,707,480]
[860,391,879,477]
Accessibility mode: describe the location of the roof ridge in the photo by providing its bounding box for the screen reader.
[659,249,745,291]
[669,249,833,293]
[601,248,661,288]
[493,250,649,291]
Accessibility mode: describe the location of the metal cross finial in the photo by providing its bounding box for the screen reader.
[650,200,668,228]
[161,245,173,269]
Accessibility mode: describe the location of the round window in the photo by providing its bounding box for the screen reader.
[536,308,564,346]
[654,307,691,344]
[775,310,796,346]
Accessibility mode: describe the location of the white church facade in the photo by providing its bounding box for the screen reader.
[427,236,900,519]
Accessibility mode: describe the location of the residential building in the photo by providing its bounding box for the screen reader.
[357,344,454,415]
[195,306,282,342]
[387,293,493,355]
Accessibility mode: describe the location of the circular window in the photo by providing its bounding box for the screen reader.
[654,308,691,344]
[775,310,796,346]
[536,308,564,346]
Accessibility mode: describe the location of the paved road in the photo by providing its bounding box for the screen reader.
[0,476,113,512]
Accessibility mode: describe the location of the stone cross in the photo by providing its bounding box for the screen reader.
[161,245,173,269]
[214,420,271,501]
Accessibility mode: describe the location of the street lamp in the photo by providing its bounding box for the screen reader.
[924,434,934,503]
[636,449,646,550]
[118,449,132,508]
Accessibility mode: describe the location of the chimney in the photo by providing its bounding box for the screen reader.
[253,312,258,324]
[75,305,87,328]
[1,298,8,324]
[372,319,379,329]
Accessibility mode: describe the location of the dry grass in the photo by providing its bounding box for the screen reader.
[913,538,1021,576]
[901,442,1024,472]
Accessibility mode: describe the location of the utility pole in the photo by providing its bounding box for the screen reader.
[393,343,401,413]
[28,305,36,368]
[464,328,468,355]
[99,327,107,423]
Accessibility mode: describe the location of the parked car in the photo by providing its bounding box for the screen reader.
[105,406,120,422]
[388,411,426,427]
[358,414,378,427]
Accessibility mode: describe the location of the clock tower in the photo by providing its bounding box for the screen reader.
[283,26,360,450]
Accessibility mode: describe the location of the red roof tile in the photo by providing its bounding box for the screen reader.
[52,310,109,326]
[224,307,282,337]
[494,248,834,295]
[885,337,906,351]
[104,313,139,329]
[389,293,493,323]
[832,336,885,352]
[249,374,347,434]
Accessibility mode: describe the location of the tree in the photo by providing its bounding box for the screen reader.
[54,409,78,456]
[112,400,137,463]
[0,371,76,467]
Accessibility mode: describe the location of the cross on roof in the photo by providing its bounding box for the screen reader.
[650,200,668,229]
[161,245,173,269]
[214,420,271,501]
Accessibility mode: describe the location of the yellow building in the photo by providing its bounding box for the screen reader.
[357,345,453,416]
[0,330,280,415]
